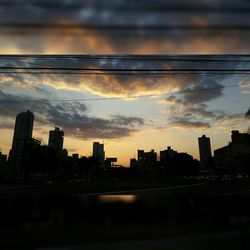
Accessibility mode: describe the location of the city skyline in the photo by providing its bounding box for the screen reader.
[1,108,249,167]
[2,109,198,164]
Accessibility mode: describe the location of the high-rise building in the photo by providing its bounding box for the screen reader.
[48,127,64,153]
[198,135,212,168]
[9,110,34,174]
[92,142,105,164]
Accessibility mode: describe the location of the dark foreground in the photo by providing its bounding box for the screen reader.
[1,177,250,195]
[1,178,250,249]
[1,194,250,250]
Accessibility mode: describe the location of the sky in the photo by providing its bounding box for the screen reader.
[0,0,250,54]
[0,1,250,166]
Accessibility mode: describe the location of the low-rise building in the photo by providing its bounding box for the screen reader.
[214,130,250,174]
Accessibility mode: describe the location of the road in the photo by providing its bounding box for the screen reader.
[78,182,206,196]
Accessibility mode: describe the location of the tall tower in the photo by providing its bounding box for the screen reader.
[10,110,34,174]
[48,127,64,153]
[92,142,105,164]
[198,135,212,168]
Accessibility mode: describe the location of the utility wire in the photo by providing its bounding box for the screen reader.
[1,24,250,30]
[0,1,250,13]
[0,57,249,75]
[0,66,250,72]
[1,55,250,62]
[0,68,250,76]
[0,72,250,76]
[1,55,250,58]
[1,67,250,71]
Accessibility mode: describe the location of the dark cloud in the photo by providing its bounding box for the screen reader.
[182,78,224,104]
[166,95,219,119]
[164,96,213,129]
[165,95,224,124]
[0,90,145,139]
[45,107,144,139]
[171,118,210,129]
[164,94,244,129]
[0,90,34,118]
[0,1,250,53]
[2,0,249,26]
[2,55,247,101]
[110,114,144,127]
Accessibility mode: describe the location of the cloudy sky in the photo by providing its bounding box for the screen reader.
[0,1,250,166]
[0,0,250,54]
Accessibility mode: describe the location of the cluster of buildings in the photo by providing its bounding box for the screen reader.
[130,130,250,175]
[197,132,250,175]
[1,110,107,177]
[129,132,250,176]
[130,147,199,176]
[0,110,250,179]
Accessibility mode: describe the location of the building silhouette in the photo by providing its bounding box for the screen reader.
[159,146,199,176]
[130,158,138,169]
[214,130,250,174]
[61,149,68,160]
[9,110,34,175]
[0,152,7,167]
[72,153,79,160]
[0,151,7,177]
[231,130,250,145]
[92,142,105,165]
[105,157,117,168]
[137,149,157,169]
[160,146,177,168]
[198,135,212,169]
[48,127,64,154]
[21,138,41,176]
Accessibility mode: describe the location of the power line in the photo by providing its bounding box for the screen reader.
[0,1,250,13]
[2,31,249,38]
[1,55,250,58]
[0,69,250,76]
[0,72,250,76]
[1,67,250,71]
[0,84,240,103]
[0,56,249,75]
[1,23,250,31]
[0,66,250,73]
[1,55,250,62]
